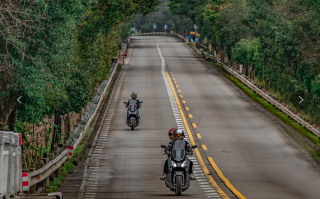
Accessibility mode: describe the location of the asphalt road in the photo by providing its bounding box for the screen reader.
[157,36,320,199]
[80,37,226,199]
[80,36,320,199]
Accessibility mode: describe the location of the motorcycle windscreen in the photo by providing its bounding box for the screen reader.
[129,104,137,112]
[172,140,186,162]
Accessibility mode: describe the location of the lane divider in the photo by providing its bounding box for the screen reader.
[165,71,230,199]
[157,42,225,198]
[202,145,208,150]
[208,157,246,199]
[157,40,246,199]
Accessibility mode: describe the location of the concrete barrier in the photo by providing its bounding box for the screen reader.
[0,131,22,197]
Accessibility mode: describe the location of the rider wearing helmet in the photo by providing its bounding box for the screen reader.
[125,92,142,123]
[160,129,195,181]
[168,128,176,141]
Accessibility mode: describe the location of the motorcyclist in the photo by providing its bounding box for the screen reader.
[125,92,141,123]
[160,129,196,181]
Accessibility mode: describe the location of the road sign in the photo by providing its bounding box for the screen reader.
[132,27,136,31]
[194,24,198,29]
[154,24,156,29]
[164,25,168,29]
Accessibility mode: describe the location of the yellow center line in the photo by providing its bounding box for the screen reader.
[174,81,177,84]
[178,90,181,92]
[180,95,183,98]
[155,38,161,47]
[176,85,179,88]
[173,78,175,80]
[188,114,193,118]
[165,72,230,199]
[202,145,208,150]
[197,134,202,138]
[208,157,246,199]
[186,107,189,110]
[182,100,186,103]
[192,123,197,128]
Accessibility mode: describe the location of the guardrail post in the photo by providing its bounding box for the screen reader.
[43,158,50,191]
[28,168,36,193]
[35,161,44,193]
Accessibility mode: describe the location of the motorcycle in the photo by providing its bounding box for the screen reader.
[123,101,142,130]
[161,140,197,196]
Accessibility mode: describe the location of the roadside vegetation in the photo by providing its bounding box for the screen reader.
[0,0,160,169]
[167,0,320,127]
[129,0,193,36]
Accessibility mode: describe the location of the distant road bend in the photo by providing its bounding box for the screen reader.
[78,36,320,199]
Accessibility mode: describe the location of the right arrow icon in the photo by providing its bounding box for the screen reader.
[299,96,304,104]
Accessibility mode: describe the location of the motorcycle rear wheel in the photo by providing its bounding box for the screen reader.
[175,176,182,196]
[131,123,134,130]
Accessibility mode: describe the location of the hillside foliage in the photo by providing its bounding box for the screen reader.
[167,0,320,125]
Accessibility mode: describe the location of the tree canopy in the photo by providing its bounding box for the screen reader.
[166,0,320,125]
[0,0,160,130]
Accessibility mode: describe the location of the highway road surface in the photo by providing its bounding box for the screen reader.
[78,36,320,199]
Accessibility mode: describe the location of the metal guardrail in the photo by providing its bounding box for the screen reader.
[133,32,320,137]
[199,49,320,137]
[0,131,22,197]
[24,44,127,190]
[133,32,185,40]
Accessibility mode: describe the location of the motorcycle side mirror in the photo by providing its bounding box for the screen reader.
[161,145,167,148]
[192,145,197,148]
[140,101,143,103]
[123,102,127,104]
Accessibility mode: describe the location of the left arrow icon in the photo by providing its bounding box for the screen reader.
[17,96,22,104]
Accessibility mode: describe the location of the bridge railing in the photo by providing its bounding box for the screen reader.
[132,32,185,40]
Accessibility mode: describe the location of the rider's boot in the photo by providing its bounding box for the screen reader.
[189,173,196,181]
[160,174,167,181]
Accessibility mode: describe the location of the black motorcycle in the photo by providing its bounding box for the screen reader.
[123,101,142,130]
[161,140,197,196]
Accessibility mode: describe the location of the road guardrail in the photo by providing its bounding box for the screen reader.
[133,32,320,137]
[133,32,185,40]
[199,49,320,138]
[0,44,128,197]
[26,45,125,189]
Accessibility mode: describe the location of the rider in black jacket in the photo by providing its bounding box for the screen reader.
[160,128,196,181]
[125,92,141,123]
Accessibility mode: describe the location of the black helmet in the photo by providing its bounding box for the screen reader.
[131,92,137,99]
[173,129,185,140]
